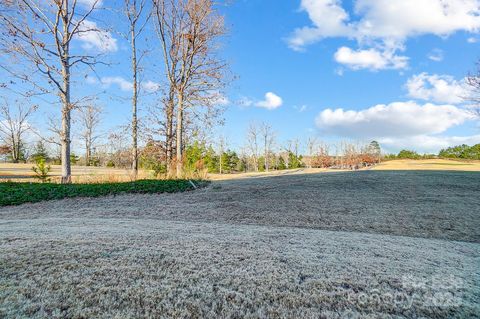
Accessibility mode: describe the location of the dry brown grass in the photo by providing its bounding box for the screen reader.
[0,163,156,183]
[207,168,334,181]
[3,159,479,184]
[373,159,480,171]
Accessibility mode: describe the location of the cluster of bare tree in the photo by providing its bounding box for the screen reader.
[245,122,277,172]
[0,0,228,181]
[0,99,37,163]
[305,141,381,170]
[152,0,227,177]
[240,123,381,172]
[467,60,480,116]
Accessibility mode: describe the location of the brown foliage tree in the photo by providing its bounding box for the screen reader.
[153,0,229,177]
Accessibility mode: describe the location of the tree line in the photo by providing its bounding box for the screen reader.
[384,144,480,160]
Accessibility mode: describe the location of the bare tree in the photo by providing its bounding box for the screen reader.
[0,100,37,163]
[154,0,228,178]
[0,0,103,183]
[307,137,318,157]
[124,0,151,178]
[466,60,480,116]
[246,122,260,171]
[260,122,275,172]
[285,139,300,157]
[310,141,332,168]
[306,136,318,168]
[78,105,102,166]
[217,134,226,174]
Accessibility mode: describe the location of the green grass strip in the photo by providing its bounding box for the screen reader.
[0,179,207,207]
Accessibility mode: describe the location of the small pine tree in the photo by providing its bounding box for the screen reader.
[277,156,287,170]
[204,146,219,173]
[32,158,51,183]
[288,152,303,169]
[70,153,79,165]
[31,141,49,162]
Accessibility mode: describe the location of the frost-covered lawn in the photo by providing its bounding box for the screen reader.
[1,171,479,318]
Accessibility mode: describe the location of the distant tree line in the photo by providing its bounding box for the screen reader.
[439,144,480,160]
[384,144,480,160]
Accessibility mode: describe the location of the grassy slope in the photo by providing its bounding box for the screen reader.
[0,180,204,206]
[4,171,476,242]
[1,171,479,318]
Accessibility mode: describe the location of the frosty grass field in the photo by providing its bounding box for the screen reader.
[1,169,479,318]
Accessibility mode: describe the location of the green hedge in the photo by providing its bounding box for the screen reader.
[0,179,206,206]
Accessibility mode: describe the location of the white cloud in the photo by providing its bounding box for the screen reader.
[288,0,353,51]
[98,77,161,93]
[405,73,467,104]
[239,97,254,107]
[210,92,230,106]
[467,37,478,43]
[94,76,165,93]
[334,68,345,76]
[334,46,408,70]
[142,80,161,93]
[427,49,444,62]
[315,101,473,138]
[100,77,133,91]
[255,92,283,110]
[76,20,117,53]
[294,105,308,112]
[378,134,480,153]
[290,0,480,50]
[85,75,99,85]
[353,0,480,41]
[77,0,102,8]
[288,0,480,70]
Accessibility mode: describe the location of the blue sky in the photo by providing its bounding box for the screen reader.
[218,0,480,154]
[3,0,480,155]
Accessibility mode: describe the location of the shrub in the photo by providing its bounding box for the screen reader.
[0,179,205,206]
[439,144,480,160]
[397,150,420,159]
[32,158,51,183]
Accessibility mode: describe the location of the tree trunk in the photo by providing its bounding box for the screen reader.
[165,88,174,172]
[264,136,269,172]
[11,132,18,163]
[85,140,91,166]
[175,94,184,178]
[60,13,72,184]
[131,23,138,178]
